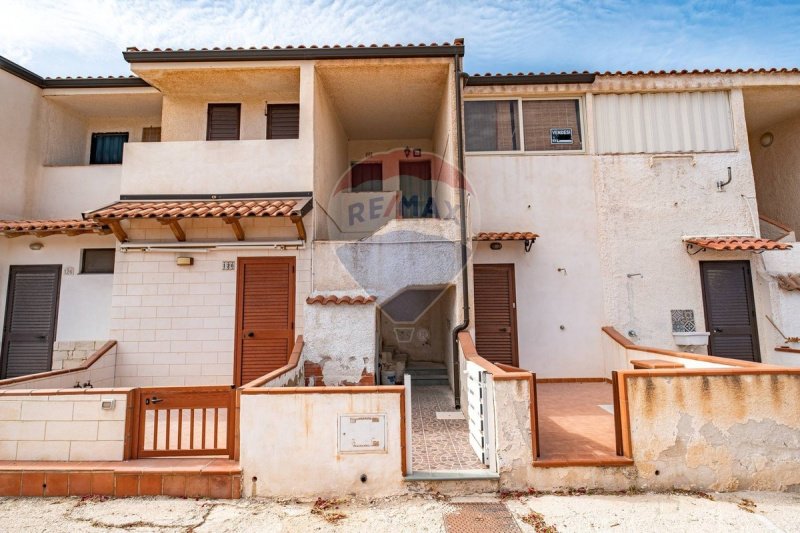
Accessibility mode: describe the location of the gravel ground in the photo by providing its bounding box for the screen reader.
[0,490,797,532]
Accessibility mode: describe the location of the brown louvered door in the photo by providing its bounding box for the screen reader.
[234,257,295,386]
[267,104,300,139]
[1,265,61,379]
[473,264,519,366]
[701,261,761,362]
[207,103,241,140]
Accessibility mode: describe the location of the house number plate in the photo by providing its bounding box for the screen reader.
[338,414,387,453]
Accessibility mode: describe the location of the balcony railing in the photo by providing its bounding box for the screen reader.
[120,139,311,196]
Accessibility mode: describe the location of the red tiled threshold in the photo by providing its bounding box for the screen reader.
[0,458,241,499]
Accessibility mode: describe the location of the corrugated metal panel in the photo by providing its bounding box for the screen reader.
[594,91,734,153]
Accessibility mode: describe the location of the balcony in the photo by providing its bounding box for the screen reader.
[120,139,311,196]
[31,165,121,219]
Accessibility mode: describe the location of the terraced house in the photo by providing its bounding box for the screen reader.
[0,39,799,499]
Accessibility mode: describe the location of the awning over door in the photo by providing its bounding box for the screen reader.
[83,197,313,242]
[683,236,792,252]
[0,219,110,238]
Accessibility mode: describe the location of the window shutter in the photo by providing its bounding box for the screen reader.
[207,104,241,141]
[267,104,300,139]
[142,126,161,142]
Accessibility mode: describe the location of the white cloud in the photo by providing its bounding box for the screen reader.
[0,0,799,77]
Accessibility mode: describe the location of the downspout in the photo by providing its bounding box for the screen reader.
[451,42,469,410]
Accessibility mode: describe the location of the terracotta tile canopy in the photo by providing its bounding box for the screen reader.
[0,219,109,237]
[474,232,538,241]
[684,237,792,251]
[306,295,377,305]
[84,198,311,220]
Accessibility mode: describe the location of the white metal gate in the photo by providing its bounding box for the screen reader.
[466,363,492,466]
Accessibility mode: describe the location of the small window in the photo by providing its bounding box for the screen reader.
[90,132,128,164]
[142,126,161,142]
[522,99,582,151]
[81,249,115,274]
[350,162,383,192]
[465,100,520,152]
[267,104,300,139]
[207,104,241,141]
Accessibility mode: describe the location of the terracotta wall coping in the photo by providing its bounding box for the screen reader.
[601,326,782,369]
[241,385,404,395]
[776,346,800,354]
[0,341,117,388]
[0,387,134,397]
[240,336,304,388]
[457,331,531,380]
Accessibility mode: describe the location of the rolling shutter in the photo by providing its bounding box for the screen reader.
[267,104,300,139]
[236,258,295,385]
[207,104,241,141]
[473,264,518,366]
[1,265,61,378]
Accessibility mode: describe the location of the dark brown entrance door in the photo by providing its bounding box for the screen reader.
[473,264,519,366]
[234,257,296,386]
[1,265,61,379]
[700,261,761,362]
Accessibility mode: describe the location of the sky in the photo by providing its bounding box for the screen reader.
[1,0,800,78]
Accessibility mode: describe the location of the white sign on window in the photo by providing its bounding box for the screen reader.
[338,414,387,453]
[550,128,574,144]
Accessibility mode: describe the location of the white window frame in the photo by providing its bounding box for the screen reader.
[464,95,587,156]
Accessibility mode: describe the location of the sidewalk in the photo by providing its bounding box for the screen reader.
[0,490,798,532]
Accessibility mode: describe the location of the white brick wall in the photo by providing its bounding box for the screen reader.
[0,392,129,461]
[111,219,311,386]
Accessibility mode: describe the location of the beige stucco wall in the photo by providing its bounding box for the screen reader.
[0,234,116,343]
[627,372,800,491]
[750,112,800,234]
[110,218,309,386]
[0,343,117,388]
[0,70,41,219]
[239,390,405,498]
[0,391,128,461]
[28,165,121,219]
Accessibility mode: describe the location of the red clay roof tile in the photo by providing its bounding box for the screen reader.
[0,219,108,236]
[85,198,311,220]
[684,237,792,251]
[474,232,538,241]
[306,295,376,305]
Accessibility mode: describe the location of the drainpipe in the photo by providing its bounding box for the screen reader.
[451,40,469,410]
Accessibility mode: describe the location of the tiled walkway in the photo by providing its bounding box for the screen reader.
[535,382,619,463]
[411,385,487,471]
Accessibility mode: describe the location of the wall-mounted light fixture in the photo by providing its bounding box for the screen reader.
[29,242,44,251]
[176,256,194,266]
[403,146,411,158]
[760,132,774,147]
[490,242,502,250]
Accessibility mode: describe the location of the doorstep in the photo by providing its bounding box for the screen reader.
[404,470,500,481]
[0,458,241,498]
[533,455,634,468]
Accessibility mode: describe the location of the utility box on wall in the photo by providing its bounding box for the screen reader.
[338,414,387,453]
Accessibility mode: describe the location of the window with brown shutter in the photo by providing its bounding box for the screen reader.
[207,104,241,141]
[267,104,299,139]
[141,126,161,142]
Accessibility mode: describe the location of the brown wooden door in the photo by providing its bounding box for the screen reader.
[700,261,761,362]
[1,265,61,379]
[234,257,296,385]
[473,264,519,366]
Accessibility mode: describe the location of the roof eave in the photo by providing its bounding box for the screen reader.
[43,78,151,88]
[123,45,465,64]
[465,73,596,86]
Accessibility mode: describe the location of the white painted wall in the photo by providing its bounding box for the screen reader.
[0,70,41,219]
[29,165,121,218]
[467,154,607,378]
[239,390,405,497]
[0,235,115,343]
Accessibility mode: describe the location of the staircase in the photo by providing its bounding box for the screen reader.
[405,361,449,386]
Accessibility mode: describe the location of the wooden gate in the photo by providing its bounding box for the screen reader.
[133,386,235,458]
